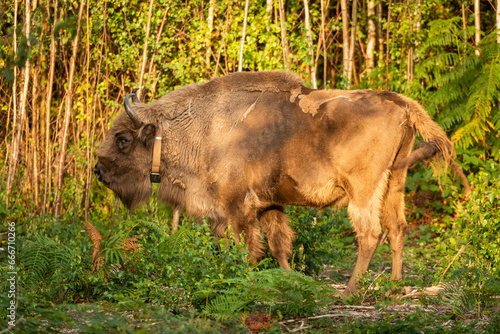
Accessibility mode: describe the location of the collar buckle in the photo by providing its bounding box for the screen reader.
[150,173,161,183]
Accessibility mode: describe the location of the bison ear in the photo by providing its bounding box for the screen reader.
[139,124,156,150]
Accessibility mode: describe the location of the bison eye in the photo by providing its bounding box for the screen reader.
[115,132,134,152]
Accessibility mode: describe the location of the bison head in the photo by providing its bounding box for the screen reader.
[94,92,158,210]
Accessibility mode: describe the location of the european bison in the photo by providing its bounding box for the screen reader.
[94,71,469,295]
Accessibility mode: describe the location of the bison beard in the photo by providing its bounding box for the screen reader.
[95,70,469,295]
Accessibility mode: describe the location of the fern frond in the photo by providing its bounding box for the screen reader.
[20,233,73,282]
[202,294,250,321]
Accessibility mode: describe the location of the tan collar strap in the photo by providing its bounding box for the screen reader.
[150,127,162,183]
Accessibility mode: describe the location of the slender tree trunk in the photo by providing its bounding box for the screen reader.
[376,1,384,65]
[238,0,250,72]
[474,0,481,56]
[266,0,273,31]
[6,0,19,208]
[54,0,85,216]
[149,6,170,96]
[347,0,358,85]
[7,0,30,209]
[341,0,349,78]
[385,0,392,91]
[31,64,40,208]
[407,1,414,82]
[84,0,92,220]
[303,0,317,88]
[206,0,215,65]
[43,0,59,213]
[138,0,154,94]
[278,0,289,67]
[496,0,500,43]
[366,0,376,72]
[320,0,327,88]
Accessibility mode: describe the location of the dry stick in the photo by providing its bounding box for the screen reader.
[385,0,392,91]
[148,7,170,97]
[361,266,388,303]
[347,0,358,85]
[213,5,232,76]
[441,242,470,279]
[138,0,154,94]
[54,0,85,216]
[238,0,250,72]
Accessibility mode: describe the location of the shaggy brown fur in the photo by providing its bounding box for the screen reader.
[95,71,469,295]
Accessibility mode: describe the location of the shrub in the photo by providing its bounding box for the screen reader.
[454,162,500,276]
[286,206,354,275]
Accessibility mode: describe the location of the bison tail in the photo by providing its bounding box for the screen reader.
[390,96,470,193]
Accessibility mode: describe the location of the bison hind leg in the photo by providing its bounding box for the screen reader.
[259,206,295,270]
[221,217,266,266]
[380,169,409,282]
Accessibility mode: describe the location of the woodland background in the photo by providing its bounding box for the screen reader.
[1,0,500,217]
[1,0,500,333]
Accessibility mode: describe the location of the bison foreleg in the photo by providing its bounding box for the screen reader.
[260,207,295,270]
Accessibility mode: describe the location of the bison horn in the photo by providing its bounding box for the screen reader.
[124,91,143,129]
[131,88,141,103]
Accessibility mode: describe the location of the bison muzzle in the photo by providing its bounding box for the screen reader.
[95,71,469,295]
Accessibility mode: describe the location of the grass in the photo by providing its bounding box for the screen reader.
[2,180,500,333]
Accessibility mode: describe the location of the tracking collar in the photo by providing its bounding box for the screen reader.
[150,127,162,183]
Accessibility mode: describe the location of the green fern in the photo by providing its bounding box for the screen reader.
[440,268,500,318]
[418,23,500,159]
[201,294,250,321]
[20,233,73,282]
[198,268,339,320]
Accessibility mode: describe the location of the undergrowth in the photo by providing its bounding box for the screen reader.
[1,161,500,332]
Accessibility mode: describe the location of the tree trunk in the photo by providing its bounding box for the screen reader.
[6,0,19,208]
[320,0,327,88]
[278,0,289,67]
[347,0,358,85]
[138,0,154,94]
[366,0,376,72]
[7,0,30,209]
[376,1,384,65]
[54,0,85,216]
[341,0,349,79]
[385,0,393,91]
[43,0,59,213]
[266,0,273,31]
[496,0,500,43]
[206,0,215,65]
[149,6,170,96]
[238,0,250,72]
[303,0,317,88]
[474,0,480,56]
